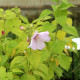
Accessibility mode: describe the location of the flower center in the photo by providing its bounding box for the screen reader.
[34,34,39,39]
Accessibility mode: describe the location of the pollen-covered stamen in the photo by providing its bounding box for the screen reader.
[34,34,39,39]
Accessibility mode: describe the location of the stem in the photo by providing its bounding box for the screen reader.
[4,20,6,54]
[55,0,59,40]
[55,23,58,40]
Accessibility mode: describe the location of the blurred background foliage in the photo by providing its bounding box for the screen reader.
[0,0,80,80]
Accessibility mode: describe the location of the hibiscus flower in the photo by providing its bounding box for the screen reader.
[29,31,50,50]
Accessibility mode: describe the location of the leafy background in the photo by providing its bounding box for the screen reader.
[0,0,80,80]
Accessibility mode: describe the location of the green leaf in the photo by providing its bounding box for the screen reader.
[66,18,72,26]
[42,16,52,21]
[13,75,20,80]
[4,10,16,20]
[57,53,72,71]
[11,7,21,14]
[0,8,4,12]
[47,67,54,80]
[0,55,8,66]
[19,15,29,24]
[41,49,51,62]
[49,62,63,78]
[11,56,27,70]
[36,21,44,26]
[59,2,74,10]
[20,73,36,80]
[6,40,18,56]
[7,40,18,48]
[0,10,3,17]
[54,9,67,26]
[53,65,63,78]
[28,52,41,69]
[62,0,68,4]
[38,63,48,75]
[12,68,24,74]
[0,66,6,79]
[39,9,52,18]
[0,20,4,27]
[12,27,27,40]
[33,10,52,23]
[5,20,13,33]
[62,26,78,36]
[37,23,56,33]
[33,70,46,80]
[6,72,13,80]
[42,23,56,32]
[51,5,59,12]
[12,17,21,27]
[57,30,66,40]
[15,38,29,53]
[51,40,66,54]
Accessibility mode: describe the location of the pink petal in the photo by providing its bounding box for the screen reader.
[20,26,24,30]
[36,39,45,50]
[29,31,50,50]
[38,31,50,42]
[29,39,37,50]
[31,31,38,39]
[38,31,49,35]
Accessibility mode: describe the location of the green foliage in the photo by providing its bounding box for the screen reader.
[59,2,74,10]
[20,73,36,80]
[0,54,8,66]
[28,52,41,69]
[57,53,72,71]
[0,66,6,79]
[39,9,53,18]
[54,9,67,26]
[4,10,16,20]
[63,26,78,36]
[49,61,63,78]
[19,15,29,24]
[11,56,27,70]
[36,22,56,33]
[51,40,66,54]
[0,0,78,80]
[12,68,24,74]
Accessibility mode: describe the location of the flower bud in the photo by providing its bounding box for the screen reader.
[20,26,24,30]
[2,31,5,35]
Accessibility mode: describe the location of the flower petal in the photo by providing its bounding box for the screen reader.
[36,39,45,50]
[65,45,75,50]
[65,45,71,49]
[29,39,37,50]
[31,31,38,39]
[38,31,50,42]
[72,38,80,50]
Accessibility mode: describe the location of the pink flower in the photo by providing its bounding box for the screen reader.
[29,31,50,50]
[2,31,5,35]
[20,26,24,30]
